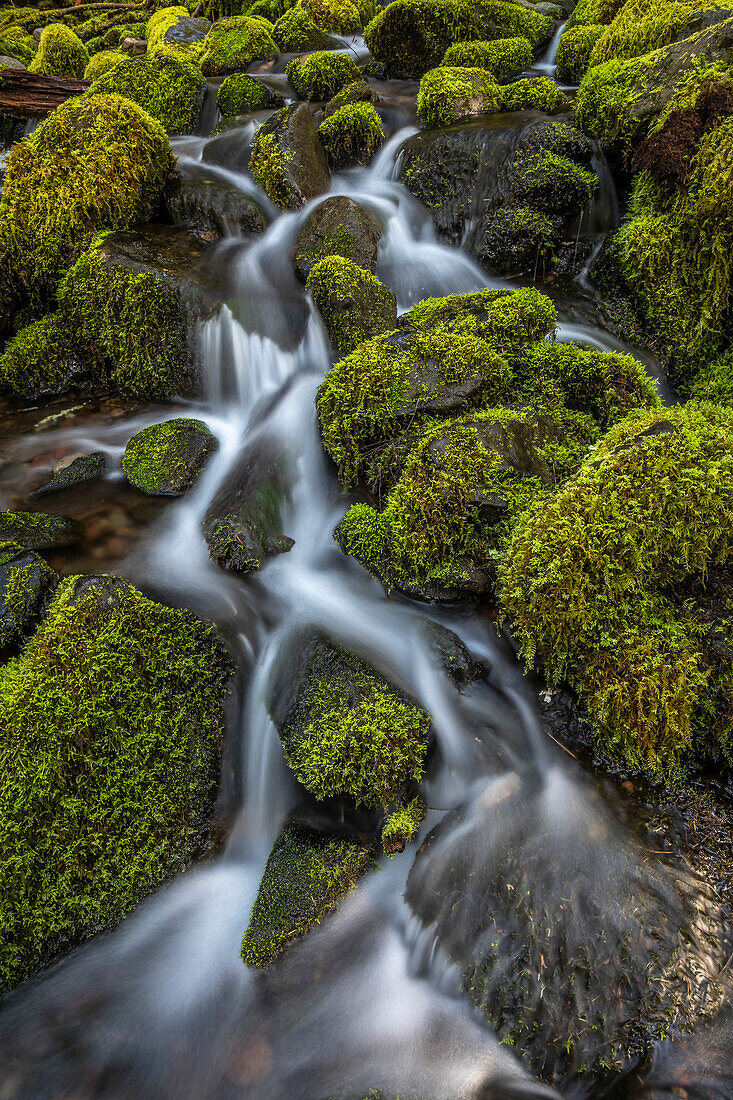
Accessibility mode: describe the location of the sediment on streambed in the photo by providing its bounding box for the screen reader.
[2,0,733,1093]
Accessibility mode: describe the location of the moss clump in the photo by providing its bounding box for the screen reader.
[87,53,205,134]
[199,16,277,75]
[567,0,625,26]
[502,76,569,112]
[511,145,597,214]
[499,403,733,774]
[590,0,732,66]
[217,71,270,114]
[298,0,367,34]
[317,101,384,168]
[0,313,77,398]
[688,349,733,404]
[286,50,360,101]
[83,48,123,81]
[0,94,172,309]
[307,255,396,354]
[0,574,233,992]
[123,418,219,496]
[417,65,500,127]
[382,794,425,855]
[442,36,532,80]
[0,28,35,65]
[480,205,557,275]
[272,6,334,50]
[146,5,189,49]
[28,23,88,78]
[241,825,375,967]
[556,24,605,83]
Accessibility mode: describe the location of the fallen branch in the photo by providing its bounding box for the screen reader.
[0,69,90,116]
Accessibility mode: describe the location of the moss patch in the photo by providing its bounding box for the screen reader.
[318,101,384,168]
[199,15,277,76]
[502,76,569,112]
[307,255,396,354]
[0,313,78,398]
[417,65,500,127]
[556,24,605,83]
[286,50,360,101]
[217,71,270,114]
[382,793,425,855]
[123,418,219,496]
[87,53,205,134]
[442,36,532,80]
[28,23,88,78]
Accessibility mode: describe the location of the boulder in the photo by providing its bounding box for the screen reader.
[165,173,268,242]
[122,418,218,496]
[317,101,385,169]
[86,53,206,134]
[216,72,283,116]
[0,542,57,649]
[306,256,397,354]
[161,14,211,46]
[291,195,381,281]
[199,15,277,77]
[0,510,83,549]
[250,103,330,209]
[32,452,106,498]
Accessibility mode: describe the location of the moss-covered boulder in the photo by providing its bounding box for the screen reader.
[292,195,381,280]
[286,49,360,101]
[0,511,83,550]
[0,543,57,651]
[317,101,384,168]
[556,23,605,82]
[299,0,373,35]
[322,76,378,117]
[0,574,233,993]
[480,206,558,276]
[307,256,397,354]
[147,7,211,53]
[272,6,338,51]
[250,102,330,208]
[83,48,123,81]
[86,53,206,134]
[241,824,375,967]
[502,75,569,112]
[0,93,172,309]
[443,35,533,79]
[0,313,81,398]
[417,66,501,127]
[217,71,280,115]
[199,15,277,76]
[165,174,268,242]
[0,27,35,66]
[28,23,88,77]
[123,418,218,496]
[32,452,106,499]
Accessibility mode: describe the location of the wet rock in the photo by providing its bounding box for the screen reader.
[307,256,397,354]
[321,78,379,119]
[165,173,268,242]
[0,542,58,649]
[161,14,211,46]
[202,116,257,173]
[32,452,106,498]
[0,511,84,549]
[422,620,489,684]
[249,103,330,210]
[119,36,147,56]
[122,418,219,496]
[0,55,25,70]
[291,195,381,281]
[202,437,294,573]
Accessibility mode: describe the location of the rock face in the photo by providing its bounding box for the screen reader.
[0,574,233,994]
[249,103,331,210]
[291,195,381,281]
[32,452,106,498]
[0,511,83,549]
[0,542,57,649]
[165,174,268,242]
[123,418,219,496]
[162,14,211,46]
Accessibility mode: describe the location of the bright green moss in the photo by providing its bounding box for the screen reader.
[122,418,218,495]
[499,403,733,774]
[512,147,597,213]
[417,65,500,127]
[0,544,56,649]
[87,53,205,133]
[146,5,189,49]
[442,36,533,80]
[382,793,425,855]
[286,50,360,100]
[0,574,233,993]
[272,6,334,49]
[317,101,384,168]
[217,71,270,114]
[0,27,35,65]
[250,127,295,207]
[28,23,88,78]
[241,825,375,967]
[556,24,605,83]
[83,48,123,81]
[307,255,396,354]
[0,313,75,398]
[403,285,557,342]
[688,349,733,404]
[567,0,625,27]
[298,0,364,34]
[502,76,569,112]
[0,94,172,308]
[590,0,732,65]
[199,15,277,75]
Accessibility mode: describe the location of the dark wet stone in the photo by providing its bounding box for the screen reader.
[31,452,106,499]
[251,103,330,209]
[165,174,268,242]
[0,542,58,649]
[292,195,381,280]
[0,511,84,549]
[162,15,211,46]
[123,418,219,496]
[202,117,257,173]
[422,621,489,684]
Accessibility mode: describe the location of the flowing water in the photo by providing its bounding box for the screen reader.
[0,50,730,1100]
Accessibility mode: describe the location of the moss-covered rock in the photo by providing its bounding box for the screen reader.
[147,7,211,55]
[480,205,558,275]
[0,93,172,309]
[307,256,397,354]
[250,102,330,208]
[555,23,605,82]
[123,418,219,496]
[217,71,276,115]
[502,75,569,112]
[299,0,372,35]
[82,48,123,80]
[0,574,233,993]
[87,53,206,134]
[292,195,381,280]
[322,76,378,116]
[0,542,57,651]
[416,65,501,127]
[442,35,533,79]
[0,313,81,398]
[499,403,733,774]
[0,27,35,66]
[0,510,83,549]
[31,452,106,499]
[199,15,277,75]
[381,793,425,856]
[28,22,87,77]
[241,824,375,967]
[590,0,733,67]
[286,49,360,101]
[272,6,337,50]
[317,101,384,168]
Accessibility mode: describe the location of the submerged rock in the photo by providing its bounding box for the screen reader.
[123,418,218,496]
[32,452,106,498]
[165,174,268,242]
[291,195,381,281]
[250,103,331,210]
[0,542,57,650]
[0,511,83,549]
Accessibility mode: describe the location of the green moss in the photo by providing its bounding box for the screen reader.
[217,71,270,114]
[146,5,189,49]
[122,418,218,496]
[0,27,35,65]
[307,255,396,354]
[286,50,360,101]
[317,101,384,168]
[590,0,732,66]
[83,48,123,81]
[417,65,500,127]
[688,349,733,404]
[59,235,193,400]
[28,23,88,78]
[442,36,533,80]
[0,544,56,649]
[382,793,425,855]
[250,126,295,207]
[403,284,557,341]
[199,15,277,75]
[272,6,334,50]
[502,76,569,112]
[0,93,172,309]
[0,313,76,398]
[499,402,733,774]
[87,53,205,134]
[298,0,363,34]
[555,24,605,83]
[567,0,625,27]
[241,825,375,967]
[0,574,233,992]
[480,205,557,273]
[512,146,597,213]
